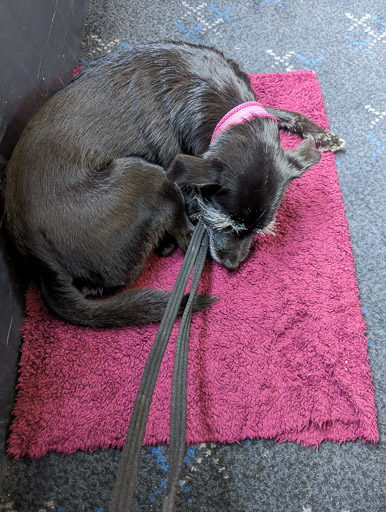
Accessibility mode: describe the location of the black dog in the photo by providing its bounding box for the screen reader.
[3,42,344,328]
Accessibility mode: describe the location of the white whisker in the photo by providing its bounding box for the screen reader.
[258,216,277,236]
[194,196,246,234]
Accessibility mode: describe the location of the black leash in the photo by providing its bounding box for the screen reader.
[163,230,208,511]
[110,222,208,512]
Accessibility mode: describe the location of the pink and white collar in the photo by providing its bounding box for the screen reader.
[210,101,278,145]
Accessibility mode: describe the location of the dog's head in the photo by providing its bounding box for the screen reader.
[167,125,320,269]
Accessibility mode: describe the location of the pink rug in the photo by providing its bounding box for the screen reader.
[8,71,379,458]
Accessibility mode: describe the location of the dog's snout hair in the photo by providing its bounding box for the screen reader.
[194,195,247,234]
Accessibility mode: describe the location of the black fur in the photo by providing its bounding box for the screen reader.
[4,155,212,328]
[3,42,344,327]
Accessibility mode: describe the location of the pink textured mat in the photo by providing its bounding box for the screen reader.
[8,71,379,458]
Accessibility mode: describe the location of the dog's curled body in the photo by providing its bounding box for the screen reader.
[5,151,210,327]
[4,42,344,327]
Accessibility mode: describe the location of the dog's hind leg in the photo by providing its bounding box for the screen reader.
[265,107,345,152]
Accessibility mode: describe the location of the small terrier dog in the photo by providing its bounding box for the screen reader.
[3,42,344,327]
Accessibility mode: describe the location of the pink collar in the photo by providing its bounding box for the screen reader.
[210,101,278,145]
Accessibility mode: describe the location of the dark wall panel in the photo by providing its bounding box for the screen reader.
[0,0,87,481]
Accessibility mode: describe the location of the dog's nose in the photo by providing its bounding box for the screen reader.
[223,259,239,271]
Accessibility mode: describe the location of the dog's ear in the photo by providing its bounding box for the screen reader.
[167,155,221,187]
[285,137,321,179]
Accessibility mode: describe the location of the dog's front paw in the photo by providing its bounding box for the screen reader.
[178,228,193,253]
[155,241,178,257]
[312,131,346,152]
[155,233,179,257]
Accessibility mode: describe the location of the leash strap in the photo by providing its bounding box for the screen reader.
[109,222,208,512]
[163,232,208,512]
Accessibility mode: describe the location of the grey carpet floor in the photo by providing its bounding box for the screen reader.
[1,1,385,511]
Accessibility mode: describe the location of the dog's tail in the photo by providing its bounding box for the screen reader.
[40,269,214,329]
